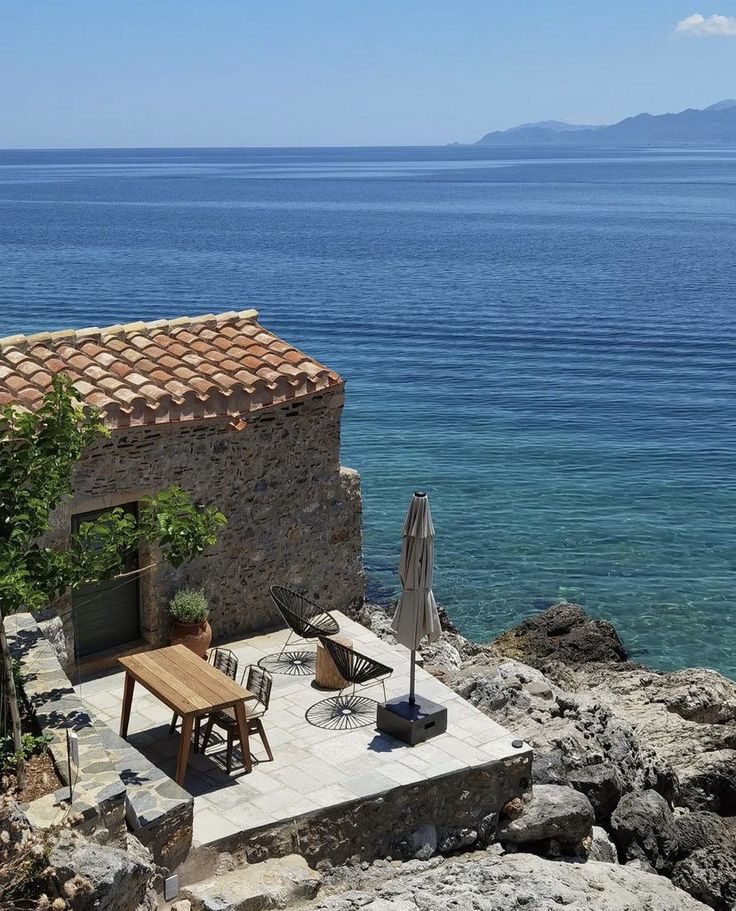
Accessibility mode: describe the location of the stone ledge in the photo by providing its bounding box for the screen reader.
[5,612,192,868]
[6,612,127,842]
[92,719,193,870]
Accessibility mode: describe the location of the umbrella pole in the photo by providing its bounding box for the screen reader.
[409,650,416,705]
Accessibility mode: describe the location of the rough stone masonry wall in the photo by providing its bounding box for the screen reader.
[6,612,193,871]
[45,387,363,665]
[200,756,532,867]
[5,613,128,844]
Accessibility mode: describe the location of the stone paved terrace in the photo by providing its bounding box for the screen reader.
[78,613,532,863]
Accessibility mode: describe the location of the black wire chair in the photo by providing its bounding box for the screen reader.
[169,647,239,749]
[200,664,274,773]
[306,637,393,730]
[258,585,340,676]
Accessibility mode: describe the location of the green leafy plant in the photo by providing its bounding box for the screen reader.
[0,731,53,772]
[0,374,227,787]
[168,588,209,625]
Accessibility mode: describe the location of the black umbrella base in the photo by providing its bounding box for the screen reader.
[377,694,447,746]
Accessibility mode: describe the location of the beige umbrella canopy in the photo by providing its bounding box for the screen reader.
[391,491,441,704]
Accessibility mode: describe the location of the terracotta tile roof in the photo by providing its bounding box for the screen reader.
[0,310,342,429]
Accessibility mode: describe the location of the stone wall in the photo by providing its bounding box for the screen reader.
[6,612,194,871]
[5,613,127,843]
[201,755,532,867]
[44,387,363,664]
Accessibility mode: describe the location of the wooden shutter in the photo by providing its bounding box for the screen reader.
[71,503,141,657]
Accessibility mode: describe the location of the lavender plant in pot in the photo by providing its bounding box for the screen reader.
[168,588,212,657]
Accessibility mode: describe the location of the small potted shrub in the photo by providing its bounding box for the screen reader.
[168,588,212,657]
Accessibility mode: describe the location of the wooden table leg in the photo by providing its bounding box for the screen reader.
[233,701,252,774]
[119,672,135,739]
[176,715,194,786]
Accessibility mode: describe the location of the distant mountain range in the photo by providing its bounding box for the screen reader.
[476,100,736,145]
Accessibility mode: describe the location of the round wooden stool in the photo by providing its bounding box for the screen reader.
[315,634,353,689]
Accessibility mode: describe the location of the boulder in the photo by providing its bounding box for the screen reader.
[312,849,712,910]
[678,753,736,816]
[658,669,736,725]
[587,826,619,863]
[565,762,627,823]
[672,847,736,911]
[182,853,322,911]
[610,790,678,872]
[405,824,437,861]
[449,657,676,823]
[47,829,154,911]
[498,784,594,852]
[674,811,736,860]
[436,825,478,854]
[493,601,629,669]
[564,663,736,815]
[419,637,464,673]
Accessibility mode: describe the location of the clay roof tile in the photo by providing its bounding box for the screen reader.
[0,309,340,429]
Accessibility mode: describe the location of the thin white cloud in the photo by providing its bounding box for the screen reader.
[675,12,736,35]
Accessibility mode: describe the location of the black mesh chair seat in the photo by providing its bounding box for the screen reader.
[259,586,340,676]
[270,585,340,640]
[319,636,393,688]
[306,637,393,731]
[209,699,266,726]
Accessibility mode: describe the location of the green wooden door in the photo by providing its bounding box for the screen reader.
[71,503,141,657]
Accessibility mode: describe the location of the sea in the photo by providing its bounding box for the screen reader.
[1,145,734,676]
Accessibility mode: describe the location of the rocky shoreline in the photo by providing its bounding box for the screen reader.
[4,600,736,911]
[327,599,736,911]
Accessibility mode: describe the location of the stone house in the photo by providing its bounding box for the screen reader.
[0,309,363,667]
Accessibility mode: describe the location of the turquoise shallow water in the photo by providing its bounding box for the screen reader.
[1,146,735,675]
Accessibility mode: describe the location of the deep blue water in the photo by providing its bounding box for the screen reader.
[1,146,735,675]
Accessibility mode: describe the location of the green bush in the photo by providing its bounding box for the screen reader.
[168,588,209,625]
[0,731,53,772]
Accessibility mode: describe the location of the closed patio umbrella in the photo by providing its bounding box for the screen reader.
[391,491,441,704]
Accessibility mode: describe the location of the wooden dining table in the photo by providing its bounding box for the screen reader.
[118,644,254,785]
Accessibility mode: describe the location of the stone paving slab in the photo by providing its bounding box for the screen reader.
[80,612,531,851]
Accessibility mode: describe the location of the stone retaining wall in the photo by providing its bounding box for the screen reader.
[43,387,363,666]
[201,752,532,867]
[6,613,192,870]
[92,720,193,870]
[6,613,127,841]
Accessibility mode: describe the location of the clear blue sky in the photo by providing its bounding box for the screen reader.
[1,1,735,148]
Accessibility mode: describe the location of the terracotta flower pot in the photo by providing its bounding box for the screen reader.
[169,619,212,658]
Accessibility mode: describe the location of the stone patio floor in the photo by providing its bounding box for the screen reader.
[78,613,527,847]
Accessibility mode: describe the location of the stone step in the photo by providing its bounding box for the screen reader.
[182,854,322,911]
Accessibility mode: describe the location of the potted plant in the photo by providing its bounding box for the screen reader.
[168,588,212,657]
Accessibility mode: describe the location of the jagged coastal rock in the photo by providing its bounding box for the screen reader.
[449,655,675,822]
[497,784,595,852]
[345,599,736,911]
[308,850,713,911]
[487,601,736,817]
